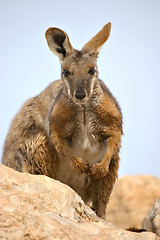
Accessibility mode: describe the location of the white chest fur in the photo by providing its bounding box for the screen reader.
[71,116,106,165]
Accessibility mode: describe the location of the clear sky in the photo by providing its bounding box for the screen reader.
[1,0,160,177]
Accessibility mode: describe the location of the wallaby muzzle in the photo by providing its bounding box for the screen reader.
[75,89,86,100]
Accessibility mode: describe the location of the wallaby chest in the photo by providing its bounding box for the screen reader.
[69,108,106,165]
[56,107,106,196]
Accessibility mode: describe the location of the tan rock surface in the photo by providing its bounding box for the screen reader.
[142,198,160,236]
[0,164,159,240]
[106,175,160,229]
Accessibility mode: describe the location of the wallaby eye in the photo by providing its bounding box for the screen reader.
[62,69,70,77]
[88,67,96,75]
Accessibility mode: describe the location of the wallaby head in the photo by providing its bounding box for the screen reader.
[45,22,111,104]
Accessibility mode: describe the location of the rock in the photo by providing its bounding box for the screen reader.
[106,175,160,229]
[142,198,160,237]
[0,164,158,240]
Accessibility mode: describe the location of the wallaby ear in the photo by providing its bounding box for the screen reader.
[45,27,73,59]
[82,22,111,54]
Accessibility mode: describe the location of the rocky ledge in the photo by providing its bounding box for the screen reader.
[0,163,159,240]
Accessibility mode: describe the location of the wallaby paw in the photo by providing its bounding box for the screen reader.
[71,158,89,174]
[88,163,108,179]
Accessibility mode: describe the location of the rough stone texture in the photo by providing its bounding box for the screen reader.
[106,175,160,229]
[0,164,159,240]
[142,198,160,237]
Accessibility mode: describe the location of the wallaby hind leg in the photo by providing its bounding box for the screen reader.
[91,154,119,219]
[19,133,58,178]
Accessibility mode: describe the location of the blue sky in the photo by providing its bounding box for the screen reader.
[1,0,160,177]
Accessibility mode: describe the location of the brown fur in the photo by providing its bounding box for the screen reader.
[2,22,123,219]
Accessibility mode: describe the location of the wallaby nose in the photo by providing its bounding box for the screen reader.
[75,90,86,100]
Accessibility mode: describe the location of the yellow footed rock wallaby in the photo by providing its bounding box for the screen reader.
[2,22,123,219]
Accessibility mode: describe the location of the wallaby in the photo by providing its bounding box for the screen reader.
[2,22,123,219]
